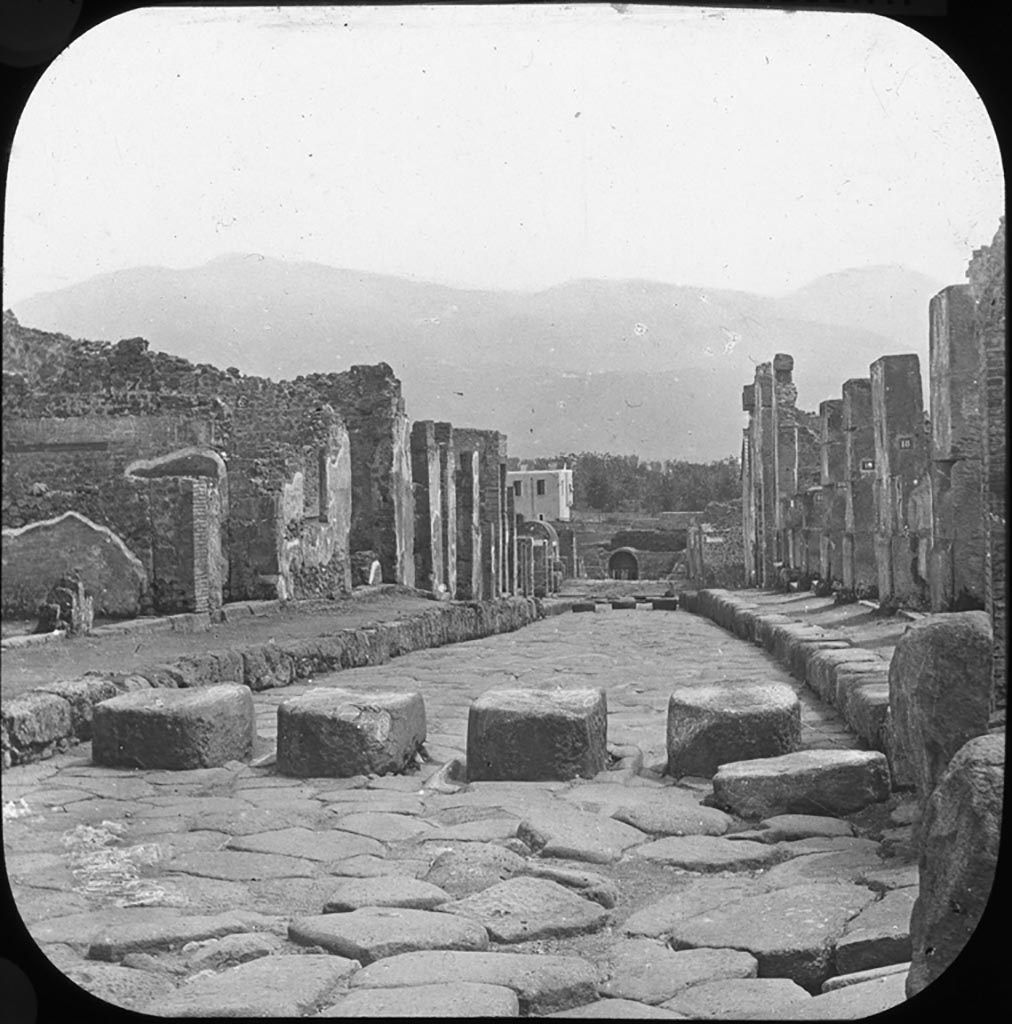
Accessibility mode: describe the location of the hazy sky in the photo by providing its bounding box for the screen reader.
[3,4,1003,306]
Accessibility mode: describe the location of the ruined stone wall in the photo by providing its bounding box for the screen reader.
[686,499,746,588]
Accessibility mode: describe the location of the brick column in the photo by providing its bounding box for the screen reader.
[928,285,985,611]
[410,420,443,594]
[871,354,930,609]
[434,422,457,600]
[842,379,877,596]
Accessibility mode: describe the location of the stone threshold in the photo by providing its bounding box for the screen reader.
[1,594,579,771]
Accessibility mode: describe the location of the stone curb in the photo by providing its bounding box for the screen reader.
[682,589,898,779]
[1,595,543,770]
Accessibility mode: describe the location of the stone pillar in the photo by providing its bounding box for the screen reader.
[506,487,518,595]
[871,354,930,609]
[740,397,757,588]
[434,422,457,600]
[410,420,443,594]
[455,447,481,600]
[516,535,534,596]
[747,365,777,587]
[967,218,1006,706]
[819,400,847,587]
[794,410,822,583]
[772,354,798,572]
[842,379,877,596]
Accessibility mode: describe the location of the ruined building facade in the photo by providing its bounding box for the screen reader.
[740,220,1006,693]
[1,313,524,620]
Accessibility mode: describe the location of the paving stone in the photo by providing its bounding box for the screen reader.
[86,912,251,960]
[622,878,758,939]
[322,876,451,911]
[666,883,876,991]
[517,804,647,864]
[320,791,425,813]
[289,907,489,963]
[777,836,881,856]
[600,940,757,1004]
[422,817,520,842]
[92,685,255,770]
[192,805,324,836]
[315,982,520,1017]
[164,850,319,880]
[758,849,885,889]
[184,931,286,969]
[821,961,910,992]
[328,855,429,879]
[277,689,426,778]
[777,970,908,1019]
[711,749,891,819]
[422,843,527,897]
[466,688,608,782]
[153,954,359,1017]
[546,998,686,1018]
[634,835,785,872]
[438,876,609,943]
[326,811,433,843]
[63,962,176,1012]
[661,977,812,1018]
[521,863,619,908]
[756,814,855,842]
[349,950,600,1015]
[857,863,920,892]
[226,826,384,862]
[611,795,732,837]
[835,888,916,975]
[666,682,800,778]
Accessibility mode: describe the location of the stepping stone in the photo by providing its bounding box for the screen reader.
[349,950,599,1016]
[277,689,426,778]
[600,940,757,1005]
[667,682,800,778]
[622,878,758,939]
[438,876,609,943]
[227,827,384,862]
[86,912,251,960]
[422,843,527,897]
[546,998,686,1018]
[327,811,433,843]
[634,835,784,872]
[758,849,885,889]
[522,864,619,908]
[835,888,915,975]
[92,685,255,770]
[316,982,520,1017]
[572,602,597,613]
[711,749,891,819]
[821,961,910,992]
[756,814,855,842]
[152,954,358,1017]
[777,970,908,1019]
[651,598,679,611]
[165,850,318,881]
[517,804,647,864]
[661,977,811,1018]
[666,882,876,991]
[322,876,450,912]
[466,688,607,782]
[289,907,489,963]
[611,599,638,610]
[63,963,175,1013]
[612,794,733,837]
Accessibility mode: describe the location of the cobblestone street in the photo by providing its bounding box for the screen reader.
[3,602,917,1018]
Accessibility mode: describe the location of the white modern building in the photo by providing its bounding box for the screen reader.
[507,467,574,523]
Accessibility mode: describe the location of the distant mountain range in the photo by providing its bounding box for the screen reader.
[9,255,944,462]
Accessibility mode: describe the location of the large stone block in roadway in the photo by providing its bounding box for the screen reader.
[437,876,609,943]
[666,682,800,778]
[666,882,876,991]
[317,982,520,1017]
[289,907,489,964]
[466,688,607,782]
[349,950,600,1015]
[91,685,254,770]
[711,749,891,819]
[277,688,426,778]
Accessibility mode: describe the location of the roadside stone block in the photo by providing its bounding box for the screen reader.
[651,598,679,611]
[33,677,120,741]
[466,688,607,782]
[91,684,255,770]
[778,970,908,1019]
[845,682,890,748]
[289,907,489,964]
[666,682,800,778]
[349,950,600,1015]
[277,689,426,778]
[2,691,74,766]
[517,803,647,864]
[807,649,884,703]
[712,749,891,819]
[317,982,520,1017]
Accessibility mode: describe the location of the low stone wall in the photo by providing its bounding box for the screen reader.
[681,589,898,777]
[1,595,556,770]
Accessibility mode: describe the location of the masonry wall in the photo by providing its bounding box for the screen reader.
[842,378,877,596]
